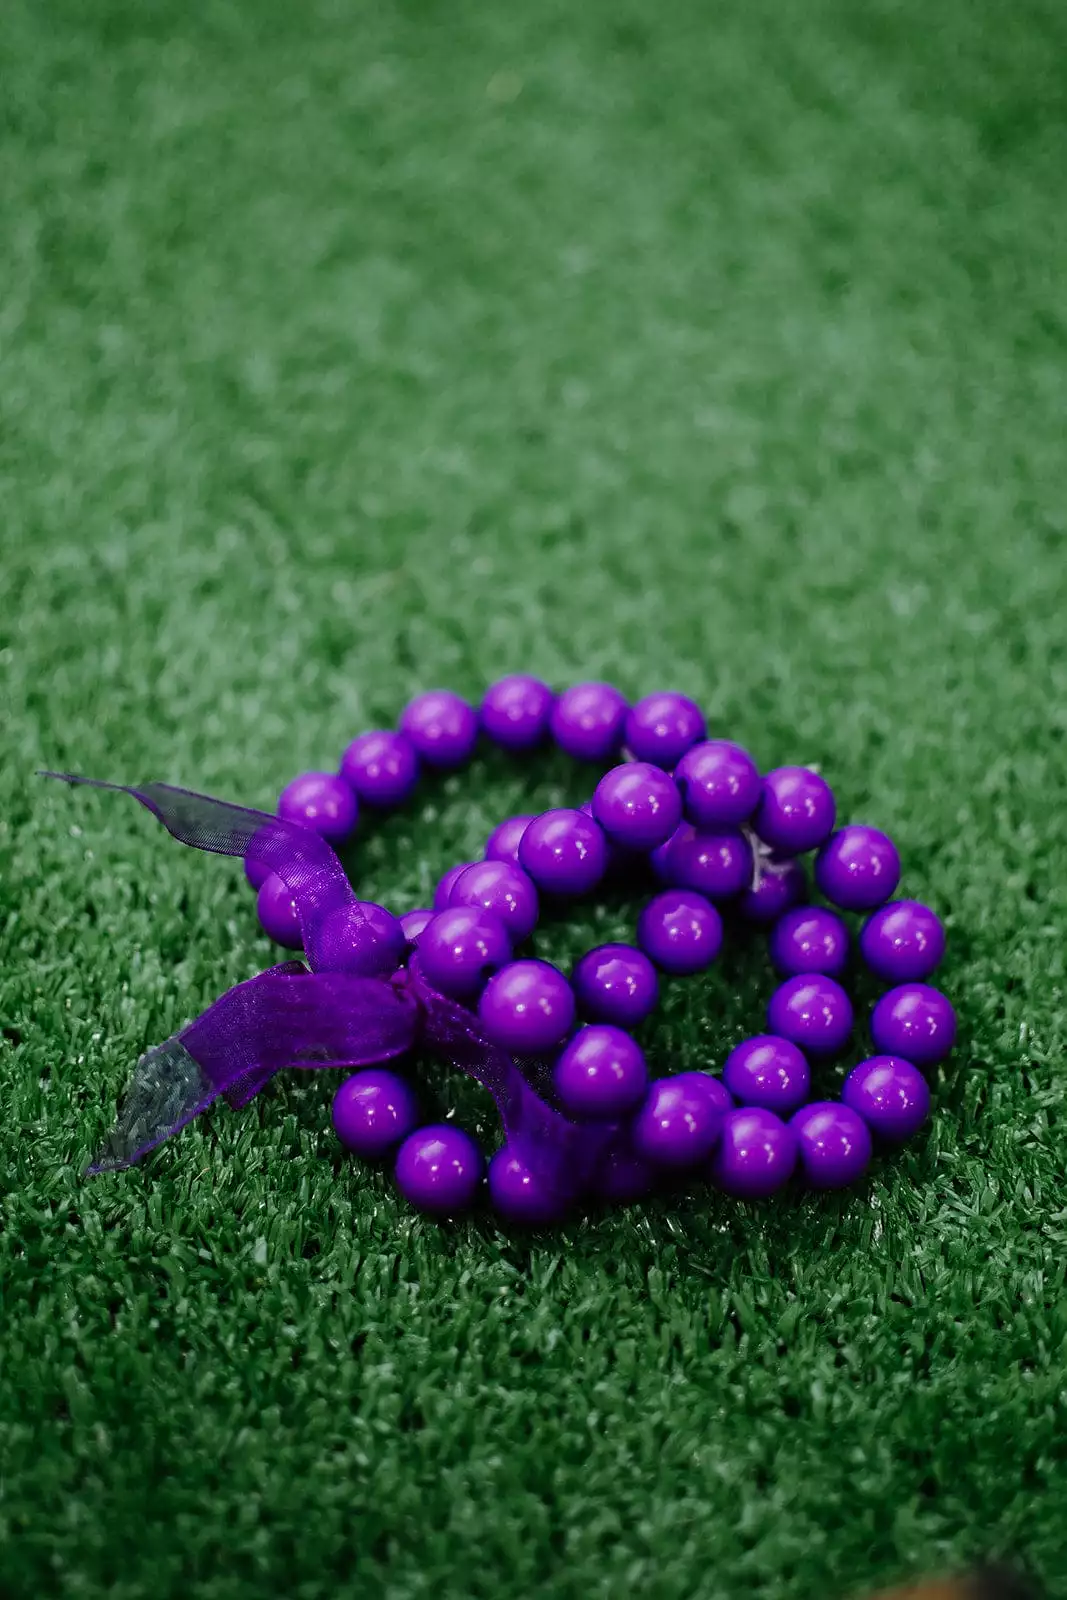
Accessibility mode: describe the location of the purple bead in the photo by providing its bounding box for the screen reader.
[278,771,358,842]
[399,690,479,769]
[448,860,539,943]
[870,983,956,1067]
[553,1026,648,1120]
[860,900,946,982]
[652,823,753,900]
[710,1108,798,1198]
[767,975,853,1055]
[395,1124,482,1214]
[632,1073,732,1169]
[416,907,512,1000]
[623,692,706,767]
[518,808,608,896]
[488,1145,569,1225]
[549,682,628,762]
[770,907,850,977]
[480,675,554,750]
[332,1069,418,1157]
[400,908,434,944]
[339,730,419,808]
[245,853,270,891]
[754,767,836,854]
[636,889,723,975]
[433,861,473,910]
[674,740,761,828]
[738,858,807,923]
[314,900,407,976]
[256,873,303,949]
[842,1055,931,1142]
[572,943,659,1027]
[790,1101,872,1188]
[815,825,901,911]
[722,1035,811,1114]
[484,814,534,867]
[591,1138,656,1204]
[477,959,576,1054]
[592,762,683,851]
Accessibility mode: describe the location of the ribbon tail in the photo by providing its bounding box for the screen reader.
[40,772,360,967]
[87,964,420,1173]
[39,772,284,858]
[88,1036,218,1174]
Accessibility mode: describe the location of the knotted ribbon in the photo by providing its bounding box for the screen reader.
[43,774,618,1195]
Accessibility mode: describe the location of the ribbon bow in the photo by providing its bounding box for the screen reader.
[44,774,618,1198]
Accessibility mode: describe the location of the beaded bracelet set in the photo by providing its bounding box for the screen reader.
[185,674,958,1224]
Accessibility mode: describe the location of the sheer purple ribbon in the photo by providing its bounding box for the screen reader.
[41,773,362,971]
[44,773,617,1197]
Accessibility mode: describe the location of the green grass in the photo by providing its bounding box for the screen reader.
[3,0,1067,1595]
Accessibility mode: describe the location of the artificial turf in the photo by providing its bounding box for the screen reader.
[3,0,1067,1595]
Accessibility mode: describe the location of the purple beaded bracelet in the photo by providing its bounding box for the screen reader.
[45,677,955,1225]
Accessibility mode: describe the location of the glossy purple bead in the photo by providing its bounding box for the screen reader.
[591,1139,656,1204]
[399,690,479,769]
[842,1055,931,1142]
[652,823,753,900]
[484,814,534,867]
[623,692,706,767]
[340,730,419,808]
[448,859,539,943]
[790,1101,872,1188]
[632,1073,732,1169]
[549,682,628,762]
[553,1026,648,1120]
[433,861,473,910]
[314,900,407,976]
[770,907,850,977]
[256,873,302,949]
[518,808,608,896]
[592,762,683,851]
[767,975,853,1055]
[816,825,901,911]
[738,858,807,923]
[710,1107,798,1198]
[754,767,836,854]
[860,900,946,982]
[722,1035,811,1114]
[400,908,435,944]
[480,675,554,750]
[675,740,761,828]
[477,959,576,1054]
[488,1145,569,1225]
[636,890,723,975]
[395,1124,482,1214]
[332,1069,418,1157]
[572,943,659,1027]
[278,771,358,842]
[870,983,956,1067]
[416,907,512,1000]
